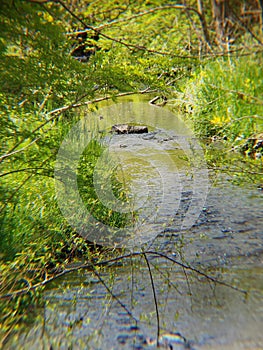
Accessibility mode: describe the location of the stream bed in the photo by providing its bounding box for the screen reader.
[5,102,263,350]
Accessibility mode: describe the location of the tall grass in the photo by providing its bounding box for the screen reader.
[179,54,263,143]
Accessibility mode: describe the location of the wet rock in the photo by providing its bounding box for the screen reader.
[111,124,148,134]
[117,334,130,344]
[233,133,263,159]
[146,332,193,349]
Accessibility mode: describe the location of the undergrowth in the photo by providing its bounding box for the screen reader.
[173,53,263,184]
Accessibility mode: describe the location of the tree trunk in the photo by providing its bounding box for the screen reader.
[259,0,263,32]
[211,0,230,45]
[197,0,211,46]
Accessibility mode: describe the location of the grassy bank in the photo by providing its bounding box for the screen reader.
[179,55,263,141]
[171,54,263,184]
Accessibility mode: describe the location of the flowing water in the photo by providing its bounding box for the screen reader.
[5,101,263,349]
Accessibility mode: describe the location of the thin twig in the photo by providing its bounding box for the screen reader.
[0,89,156,163]
[179,251,193,298]
[208,166,263,176]
[0,250,247,300]
[79,5,197,32]
[58,0,262,59]
[91,265,138,323]
[147,251,247,294]
[143,252,160,346]
[0,137,41,161]
[0,156,53,213]
[0,253,138,299]
[0,167,52,178]
[57,1,200,58]
[207,84,263,105]
[149,262,183,296]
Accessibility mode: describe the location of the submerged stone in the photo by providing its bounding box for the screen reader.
[111,124,148,134]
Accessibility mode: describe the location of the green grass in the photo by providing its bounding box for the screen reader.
[171,53,263,184]
[179,53,263,141]
[77,139,131,228]
[0,132,129,343]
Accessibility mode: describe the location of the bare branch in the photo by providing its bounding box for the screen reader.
[143,252,160,345]
[0,137,41,161]
[82,5,198,31]
[207,84,263,104]
[57,1,211,58]
[0,167,52,178]
[0,250,247,299]
[91,265,138,323]
[25,0,54,3]
[0,89,156,163]
[147,251,247,295]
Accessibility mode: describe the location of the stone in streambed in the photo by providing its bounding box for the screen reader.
[111,124,148,134]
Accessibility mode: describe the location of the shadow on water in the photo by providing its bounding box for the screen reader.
[5,100,263,349]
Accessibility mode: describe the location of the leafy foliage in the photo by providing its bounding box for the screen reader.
[0,0,262,344]
[180,54,263,139]
[77,139,131,228]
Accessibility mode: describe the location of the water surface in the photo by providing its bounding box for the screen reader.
[5,101,262,350]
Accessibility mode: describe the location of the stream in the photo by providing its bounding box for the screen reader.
[5,101,263,350]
